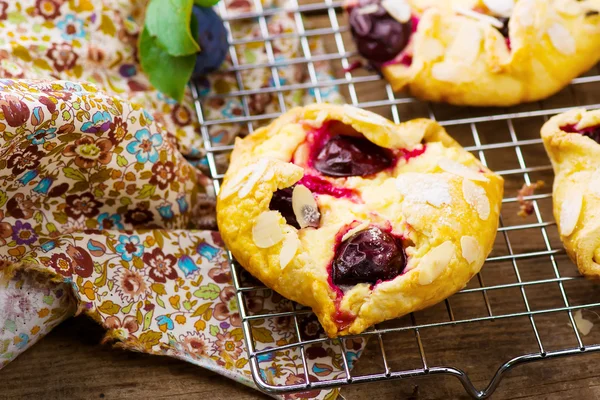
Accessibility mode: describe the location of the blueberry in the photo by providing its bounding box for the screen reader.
[269,186,300,229]
[313,135,392,177]
[348,0,412,64]
[332,227,405,286]
[192,6,228,77]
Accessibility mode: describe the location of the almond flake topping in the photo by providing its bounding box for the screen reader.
[252,211,284,248]
[342,221,371,242]
[220,164,256,199]
[418,241,455,285]
[382,0,411,23]
[559,190,583,237]
[462,179,491,220]
[454,6,504,28]
[547,23,576,55]
[445,23,483,65]
[292,185,320,229]
[357,4,379,15]
[482,0,514,18]
[279,231,300,269]
[396,173,451,207]
[439,158,489,182]
[570,310,594,336]
[461,236,481,266]
[238,158,270,198]
[343,104,390,126]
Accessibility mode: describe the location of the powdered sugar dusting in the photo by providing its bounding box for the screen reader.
[462,179,490,220]
[396,173,451,207]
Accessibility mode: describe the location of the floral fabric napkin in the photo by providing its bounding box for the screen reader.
[0,1,364,399]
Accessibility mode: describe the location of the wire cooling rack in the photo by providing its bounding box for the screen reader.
[190,1,600,398]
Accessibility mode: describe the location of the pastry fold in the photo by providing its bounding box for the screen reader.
[542,109,600,278]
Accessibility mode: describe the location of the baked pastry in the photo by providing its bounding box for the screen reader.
[345,0,600,106]
[217,104,504,336]
[542,108,600,278]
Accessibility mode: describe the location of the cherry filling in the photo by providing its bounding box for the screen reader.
[269,186,300,229]
[562,124,600,144]
[497,17,510,38]
[313,135,393,177]
[348,0,412,64]
[332,227,406,286]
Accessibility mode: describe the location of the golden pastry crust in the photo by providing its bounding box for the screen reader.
[359,0,600,106]
[217,104,504,337]
[542,108,600,279]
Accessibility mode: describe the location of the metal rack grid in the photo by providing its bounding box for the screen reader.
[190,1,600,398]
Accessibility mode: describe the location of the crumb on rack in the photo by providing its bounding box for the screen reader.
[517,180,545,218]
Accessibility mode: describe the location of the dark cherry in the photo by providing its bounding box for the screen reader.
[332,227,405,286]
[348,0,412,63]
[313,135,392,177]
[269,186,300,229]
[583,127,600,144]
[497,17,510,38]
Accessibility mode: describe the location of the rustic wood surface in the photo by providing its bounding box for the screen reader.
[3,5,600,400]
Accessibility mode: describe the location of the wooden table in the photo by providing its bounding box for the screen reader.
[1,303,600,399]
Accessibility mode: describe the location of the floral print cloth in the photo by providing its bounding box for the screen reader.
[0,0,362,399]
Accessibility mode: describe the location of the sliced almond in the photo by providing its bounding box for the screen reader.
[238,158,270,198]
[547,23,576,55]
[432,62,466,83]
[439,158,489,182]
[396,173,451,207]
[279,231,300,269]
[559,191,583,237]
[461,236,481,266]
[447,22,483,65]
[357,4,379,15]
[418,241,455,285]
[382,0,411,23]
[342,221,370,242]
[343,104,390,126]
[482,0,514,18]
[513,0,535,26]
[220,164,256,199]
[252,211,284,248]
[454,7,504,28]
[571,310,594,336]
[589,169,600,197]
[292,185,320,229]
[462,179,491,220]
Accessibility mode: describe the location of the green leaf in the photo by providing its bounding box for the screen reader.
[117,155,128,167]
[191,302,211,317]
[193,283,220,300]
[145,0,199,57]
[63,167,86,181]
[194,0,220,6]
[139,25,195,102]
[121,302,134,314]
[156,296,165,308]
[251,326,274,343]
[143,308,154,331]
[209,325,219,336]
[136,183,156,199]
[138,330,162,348]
